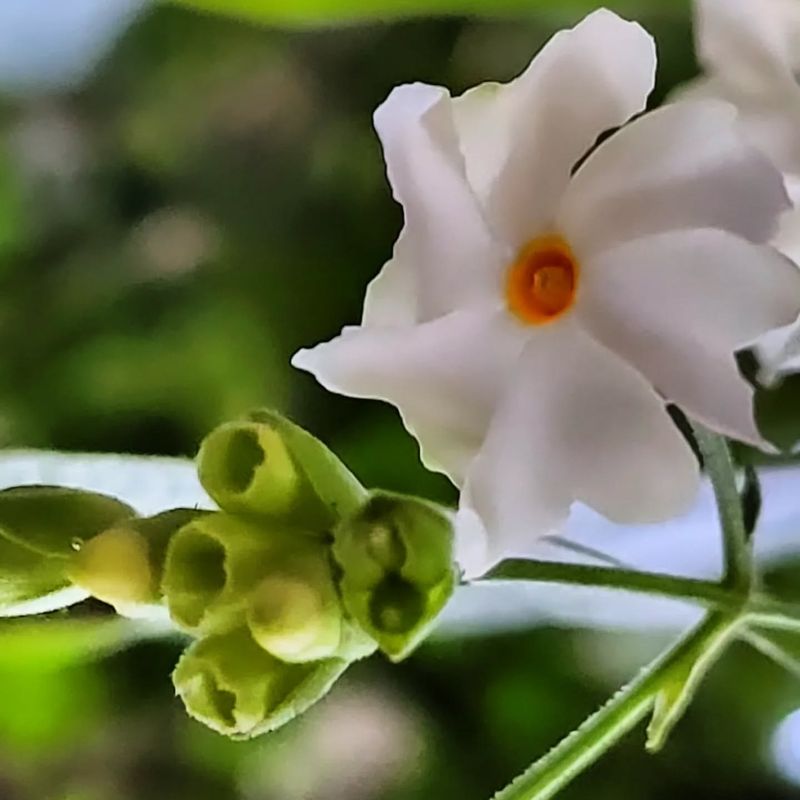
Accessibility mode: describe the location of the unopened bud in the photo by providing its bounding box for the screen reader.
[68,509,203,619]
[247,553,342,663]
[197,411,366,530]
[161,512,324,635]
[173,627,349,738]
[333,492,457,661]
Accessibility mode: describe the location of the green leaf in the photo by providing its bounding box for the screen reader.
[0,485,136,559]
[0,486,132,616]
[0,535,81,613]
[0,616,145,672]
[165,0,687,26]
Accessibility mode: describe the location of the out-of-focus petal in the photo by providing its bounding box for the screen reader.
[459,323,698,571]
[579,228,800,444]
[560,100,789,254]
[692,0,800,178]
[695,0,800,92]
[373,82,506,322]
[292,307,528,483]
[457,9,655,248]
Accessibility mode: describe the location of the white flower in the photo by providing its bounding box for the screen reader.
[689,0,800,382]
[690,0,800,191]
[293,9,800,574]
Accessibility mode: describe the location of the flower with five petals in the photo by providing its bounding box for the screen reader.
[294,10,800,574]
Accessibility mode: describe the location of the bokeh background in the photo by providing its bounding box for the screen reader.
[1,1,800,798]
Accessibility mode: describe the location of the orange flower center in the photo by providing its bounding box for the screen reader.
[505,235,579,325]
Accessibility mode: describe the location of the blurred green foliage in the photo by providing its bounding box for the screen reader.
[166,0,688,26]
[0,2,797,799]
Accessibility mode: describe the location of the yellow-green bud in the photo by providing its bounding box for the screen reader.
[69,527,152,609]
[198,422,302,519]
[161,512,325,635]
[68,509,203,619]
[245,552,376,664]
[333,492,457,662]
[173,627,349,739]
[197,411,366,530]
[246,552,342,663]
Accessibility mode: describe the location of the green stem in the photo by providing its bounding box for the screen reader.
[747,610,800,635]
[481,560,738,609]
[492,613,738,800]
[743,629,800,680]
[691,424,751,591]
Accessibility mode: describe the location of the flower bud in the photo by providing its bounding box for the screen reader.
[0,486,136,614]
[173,627,349,738]
[68,509,204,619]
[246,551,342,663]
[333,492,457,661]
[197,410,365,529]
[161,512,325,635]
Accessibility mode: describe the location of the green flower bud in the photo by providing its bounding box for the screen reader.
[161,512,325,635]
[0,486,136,614]
[197,410,365,529]
[246,550,342,663]
[173,627,349,738]
[68,509,204,619]
[333,492,457,662]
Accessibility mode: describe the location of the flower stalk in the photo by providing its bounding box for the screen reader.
[493,613,742,800]
[690,424,753,591]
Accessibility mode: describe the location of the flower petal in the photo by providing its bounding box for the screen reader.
[692,0,800,179]
[292,307,527,484]
[465,9,655,248]
[752,313,800,385]
[361,256,417,327]
[373,82,505,322]
[695,0,800,91]
[578,228,800,444]
[459,323,699,570]
[560,100,789,255]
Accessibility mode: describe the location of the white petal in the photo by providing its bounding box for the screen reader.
[457,9,655,247]
[292,307,527,484]
[752,314,800,384]
[774,204,800,265]
[373,82,505,321]
[578,228,800,443]
[450,81,506,206]
[460,323,699,570]
[560,100,789,255]
[361,256,417,327]
[695,0,800,92]
[692,0,800,178]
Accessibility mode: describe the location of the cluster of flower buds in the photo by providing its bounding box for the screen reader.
[0,410,458,738]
